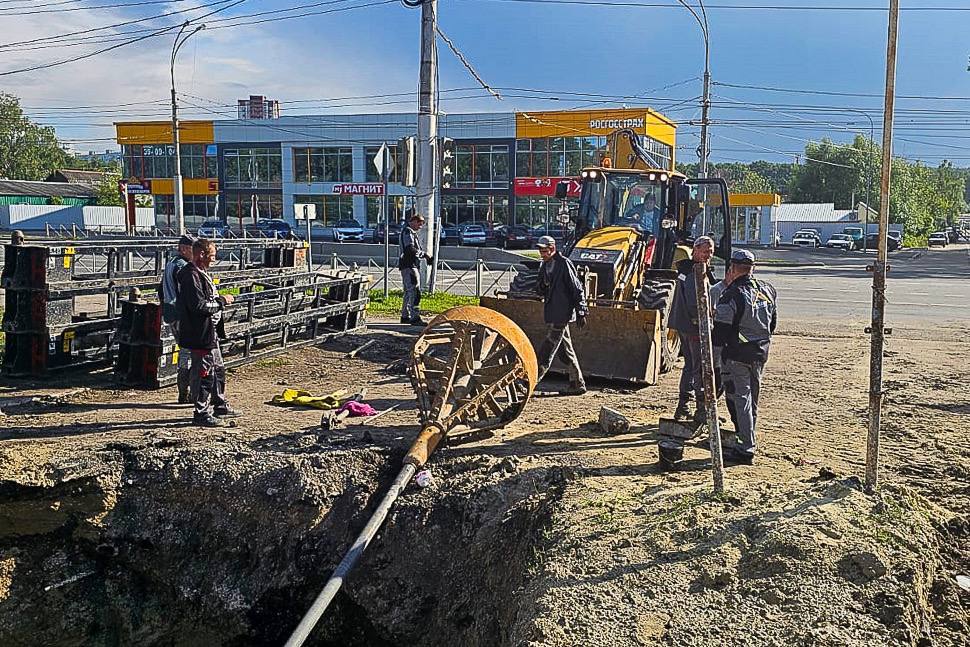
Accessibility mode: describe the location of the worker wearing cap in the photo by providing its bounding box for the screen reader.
[161,233,195,403]
[535,235,588,395]
[713,249,777,464]
[668,236,716,422]
[398,213,429,326]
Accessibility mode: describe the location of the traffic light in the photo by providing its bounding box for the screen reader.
[397,136,416,187]
[439,137,455,190]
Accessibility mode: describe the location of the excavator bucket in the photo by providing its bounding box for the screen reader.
[479,296,662,385]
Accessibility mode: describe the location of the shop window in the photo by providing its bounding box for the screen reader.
[293,147,353,183]
[292,194,354,226]
[364,196,412,227]
[455,144,509,189]
[224,148,282,188]
[440,195,509,227]
[226,193,284,223]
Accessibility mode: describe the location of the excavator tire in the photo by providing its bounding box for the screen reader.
[509,268,539,295]
[637,279,680,373]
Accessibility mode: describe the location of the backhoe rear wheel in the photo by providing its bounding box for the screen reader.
[637,279,680,373]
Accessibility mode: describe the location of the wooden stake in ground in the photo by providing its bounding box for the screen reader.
[694,262,725,493]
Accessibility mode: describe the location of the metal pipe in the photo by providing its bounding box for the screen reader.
[283,463,417,647]
[170,22,205,236]
[866,0,900,494]
[694,262,724,493]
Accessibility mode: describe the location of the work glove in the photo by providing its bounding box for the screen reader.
[576,314,588,329]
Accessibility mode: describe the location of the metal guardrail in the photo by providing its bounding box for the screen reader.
[321,252,523,298]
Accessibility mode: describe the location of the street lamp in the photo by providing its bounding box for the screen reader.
[846,109,876,250]
[171,21,205,235]
[676,0,711,177]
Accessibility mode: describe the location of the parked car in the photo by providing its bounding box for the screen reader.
[842,226,865,250]
[865,232,901,251]
[440,223,461,246]
[371,221,403,244]
[927,232,948,248]
[887,230,903,244]
[197,219,232,238]
[457,223,487,246]
[532,226,570,244]
[792,231,821,248]
[825,233,855,250]
[333,219,365,242]
[494,224,535,250]
[247,218,293,238]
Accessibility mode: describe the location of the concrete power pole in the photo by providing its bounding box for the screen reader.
[416,0,439,291]
[865,0,900,494]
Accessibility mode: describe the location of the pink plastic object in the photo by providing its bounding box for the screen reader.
[337,400,378,417]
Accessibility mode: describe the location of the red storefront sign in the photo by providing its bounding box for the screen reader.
[513,177,581,198]
[331,183,385,196]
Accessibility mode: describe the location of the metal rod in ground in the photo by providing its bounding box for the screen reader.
[383,142,391,300]
[694,262,725,493]
[283,463,417,647]
[866,0,900,494]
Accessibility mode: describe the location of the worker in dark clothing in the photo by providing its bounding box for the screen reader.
[535,235,588,395]
[712,249,777,464]
[177,238,238,427]
[161,234,194,403]
[668,236,715,422]
[398,213,428,326]
[11,230,25,245]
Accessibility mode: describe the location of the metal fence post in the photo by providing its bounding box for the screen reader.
[695,262,725,494]
[475,258,483,297]
[331,253,338,271]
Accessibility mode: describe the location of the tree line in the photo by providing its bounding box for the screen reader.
[678,135,969,239]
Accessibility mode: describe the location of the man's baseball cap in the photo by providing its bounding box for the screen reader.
[178,233,195,246]
[731,249,756,265]
[536,235,556,248]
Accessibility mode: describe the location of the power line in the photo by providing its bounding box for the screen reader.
[715,80,970,102]
[464,0,970,12]
[0,0,200,16]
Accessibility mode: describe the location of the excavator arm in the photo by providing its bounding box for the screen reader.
[607,128,669,171]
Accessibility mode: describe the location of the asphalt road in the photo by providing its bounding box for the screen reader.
[755,243,969,326]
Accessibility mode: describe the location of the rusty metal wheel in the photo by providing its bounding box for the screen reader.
[410,305,538,433]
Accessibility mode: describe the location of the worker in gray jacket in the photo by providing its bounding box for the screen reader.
[398,213,428,326]
[712,249,777,464]
[535,235,588,395]
[668,236,715,422]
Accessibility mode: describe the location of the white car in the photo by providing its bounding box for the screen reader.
[458,223,487,246]
[333,219,365,242]
[792,232,821,248]
[825,233,854,250]
[927,232,948,248]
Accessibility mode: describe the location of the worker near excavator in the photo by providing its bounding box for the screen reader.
[535,235,588,396]
[669,236,716,422]
[161,233,195,403]
[398,213,428,326]
[713,249,777,464]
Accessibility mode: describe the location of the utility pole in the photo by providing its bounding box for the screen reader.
[170,21,204,235]
[866,0,900,494]
[416,0,439,291]
[677,0,711,231]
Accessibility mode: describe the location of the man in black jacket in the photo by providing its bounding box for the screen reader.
[161,234,194,403]
[668,236,715,421]
[535,235,588,395]
[398,213,428,326]
[177,238,238,427]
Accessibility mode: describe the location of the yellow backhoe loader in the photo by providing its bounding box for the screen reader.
[481,129,732,384]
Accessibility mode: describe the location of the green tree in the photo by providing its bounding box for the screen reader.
[95,173,123,206]
[0,93,70,180]
[788,137,866,208]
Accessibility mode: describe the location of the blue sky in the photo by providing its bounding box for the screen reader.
[3,1,969,166]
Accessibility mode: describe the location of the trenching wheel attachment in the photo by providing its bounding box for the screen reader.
[409,305,538,450]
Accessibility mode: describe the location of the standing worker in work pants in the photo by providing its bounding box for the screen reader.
[712,249,777,464]
[535,235,588,396]
[398,213,428,326]
[177,238,239,428]
[161,234,194,403]
[668,236,716,422]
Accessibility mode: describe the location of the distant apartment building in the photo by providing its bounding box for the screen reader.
[237,95,281,120]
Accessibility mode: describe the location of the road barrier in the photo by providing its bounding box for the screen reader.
[115,270,368,389]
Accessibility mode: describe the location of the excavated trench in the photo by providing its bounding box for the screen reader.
[0,440,569,646]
